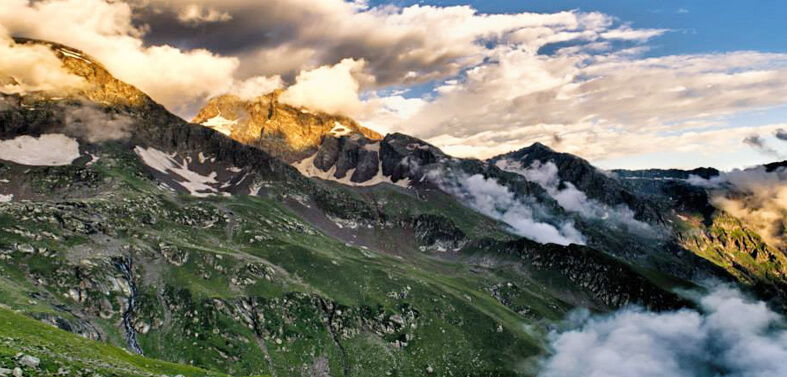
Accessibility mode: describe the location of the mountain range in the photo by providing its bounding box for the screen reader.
[1,38,786,377]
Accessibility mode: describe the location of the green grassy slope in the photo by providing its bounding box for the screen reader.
[0,306,227,377]
[0,144,684,377]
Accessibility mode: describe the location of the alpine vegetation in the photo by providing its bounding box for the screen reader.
[2,1,787,377]
[688,165,787,248]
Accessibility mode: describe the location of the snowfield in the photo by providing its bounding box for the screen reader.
[134,146,228,197]
[329,122,354,137]
[293,153,410,188]
[0,134,81,166]
[201,114,238,136]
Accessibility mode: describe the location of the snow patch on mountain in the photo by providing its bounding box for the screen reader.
[201,113,238,136]
[363,142,381,152]
[293,153,410,188]
[0,134,81,166]
[134,146,230,197]
[329,121,353,137]
[57,47,93,65]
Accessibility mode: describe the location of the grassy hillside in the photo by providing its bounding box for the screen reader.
[0,143,686,377]
[0,306,226,377]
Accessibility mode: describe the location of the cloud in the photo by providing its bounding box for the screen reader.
[538,285,787,377]
[496,159,652,234]
[0,0,240,115]
[176,4,232,25]
[600,26,668,41]
[279,58,370,115]
[744,134,782,158]
[0,25,86,94]
[63,105,133,142]
[0,95,133,143]
[135,1,626,87]
[430,169,585,246]
[687,166,787,248]
[218,75,284,101]
[3,0,785,166]
[362,47,787,162]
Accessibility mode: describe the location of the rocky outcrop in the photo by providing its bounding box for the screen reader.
[679,211,787,289]
[491,142,662,223]
[192,93,382,162]
[13,38,153,108]
[380,133,446,182]
[614,167,720,180]
[293,131,452,189]
[411,214,467,252]
[474,238,690,311]
[311,136,382,182]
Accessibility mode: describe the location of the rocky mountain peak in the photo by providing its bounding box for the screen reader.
[491,142,663,223]
[522,141,553,153]
[192,91,382,162]
[12,38,153,108]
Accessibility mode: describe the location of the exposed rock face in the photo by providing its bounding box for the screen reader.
[192,92,382,162]
[483,238,689,311]
[411,214,467,252]
[614,167,720,180]
[353,147,380,182]
[679,211,787,288]
[293,132,449,187]
[312,135,381,182]
[491,142,662,223]
[381,133,446,182]
[13,38,152,108]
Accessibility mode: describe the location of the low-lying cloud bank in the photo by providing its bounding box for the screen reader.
[0,97,135,144]
[63,106,133,143]
[688,165,787,248]
[431,169,585,246]
[539,286,787,377]
[496,159,652,234]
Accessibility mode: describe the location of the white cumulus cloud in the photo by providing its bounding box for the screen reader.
[539,285,787,377]
[177,4,232,25]
[279,58,370,116]
[0,25,86,94]
[2,0,786,167]
[432,169,585,246]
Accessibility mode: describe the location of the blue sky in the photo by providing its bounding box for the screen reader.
[376,0,787,56]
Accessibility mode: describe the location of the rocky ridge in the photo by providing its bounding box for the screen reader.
[192,92,382,163]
